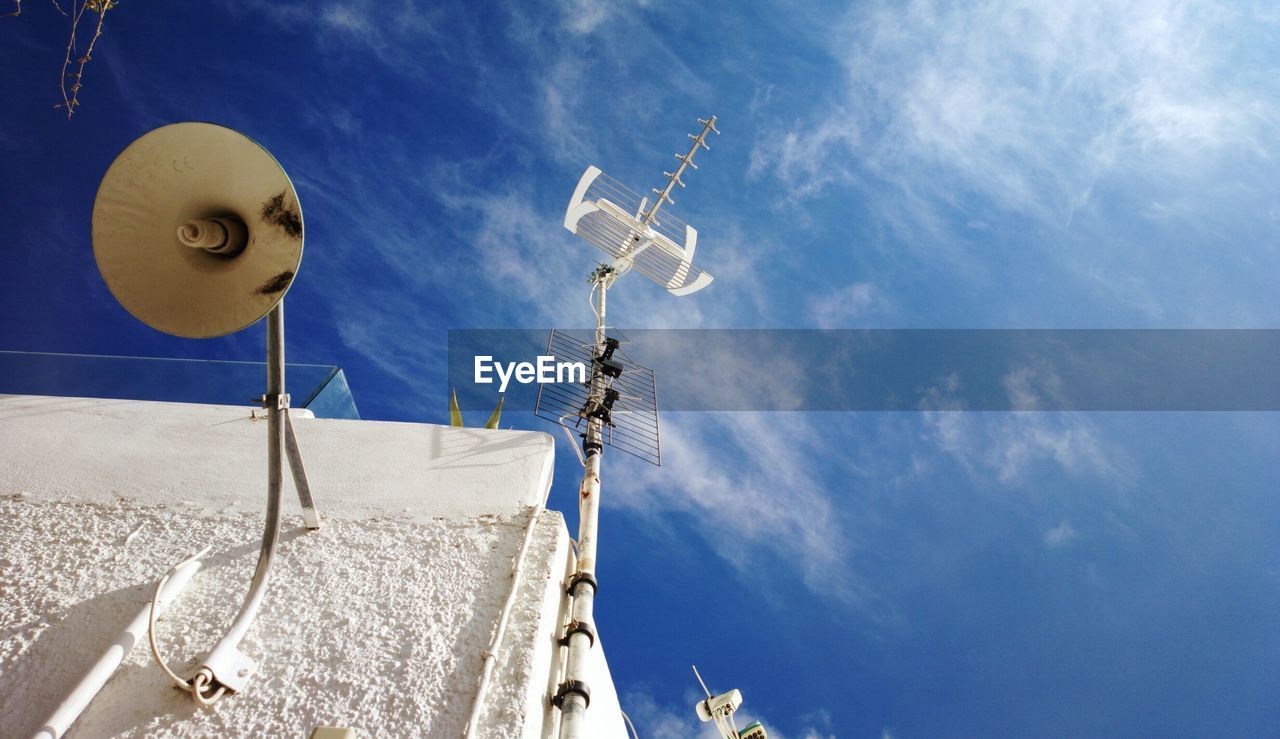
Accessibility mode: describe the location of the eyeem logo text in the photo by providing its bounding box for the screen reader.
[474,355,587,393]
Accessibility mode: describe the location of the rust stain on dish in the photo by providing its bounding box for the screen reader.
[255,270,294,295]
[261,192,302,238]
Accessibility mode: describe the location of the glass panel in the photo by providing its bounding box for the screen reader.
[0,351,360,419]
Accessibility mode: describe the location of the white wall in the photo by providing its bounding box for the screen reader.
[0,395,627,738]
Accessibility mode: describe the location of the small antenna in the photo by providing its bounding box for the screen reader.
[692,664,712,698]
[691,665,768,739]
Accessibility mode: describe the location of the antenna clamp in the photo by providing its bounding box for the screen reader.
[567,570,598,596]
[257,392,291,410]
[553,679,592,709]
[558,619,597,648]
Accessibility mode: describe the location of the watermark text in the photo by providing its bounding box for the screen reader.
[474,355,587,393]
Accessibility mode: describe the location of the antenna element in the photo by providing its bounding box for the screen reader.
[646,115,718,224]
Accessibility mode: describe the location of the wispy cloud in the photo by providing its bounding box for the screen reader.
[807,281,889,327]
[1043,520,1079,548]
[748,111,861,201]
[560,0,650,36]
[920,366,1130,485]
[611,412,872,607]
[749,0,1280,324]
[621,688,717,739]
[229,0,449,65]
[758,1,1277,219]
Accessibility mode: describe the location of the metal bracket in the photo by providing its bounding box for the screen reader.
[284,410,321,529]
[558,619,596,649]
[553,679,591,709]
[587,264,616,285]
[566,570,598,597]
[200,643,258,694]
[256,393,291,411]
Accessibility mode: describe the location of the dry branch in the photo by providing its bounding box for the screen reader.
[55,0,114,119]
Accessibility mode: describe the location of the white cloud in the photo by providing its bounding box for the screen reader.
[319,4,374,35]
[562,0,614,35]
[925,409,1115,484]
[621,688,718,738]
[230,0,447,65]
[920,367,1128,485]
[610,412,872,607]
[748,1,1280,323]
[794,0,1278,220]
[748,112,861,201]
[807,282,888,328]
[1044,520,1078,547]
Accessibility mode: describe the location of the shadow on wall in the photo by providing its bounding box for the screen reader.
[0,525,312,738]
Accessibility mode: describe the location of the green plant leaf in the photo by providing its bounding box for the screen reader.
[449,388,464,427]
[483,394,504,429]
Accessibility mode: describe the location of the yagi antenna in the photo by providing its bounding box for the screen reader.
[550,116,723,739]
[92,122,322,705]
[564,115,719,296]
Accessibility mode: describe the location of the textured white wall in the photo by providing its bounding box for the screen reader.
[0,395,627,738]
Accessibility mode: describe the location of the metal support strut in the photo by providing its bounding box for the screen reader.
[182,301,322,704]
[556,270,612,738]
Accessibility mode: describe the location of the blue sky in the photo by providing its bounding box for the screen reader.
[2,1,1279,736]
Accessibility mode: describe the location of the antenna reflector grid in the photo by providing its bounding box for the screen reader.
[534,328,660,466]
[565,168,713,296]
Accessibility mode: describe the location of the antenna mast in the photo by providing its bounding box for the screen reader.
[552,116,720,739]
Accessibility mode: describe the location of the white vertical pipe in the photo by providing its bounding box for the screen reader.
[558,276,608,739]
[462,496,551,737]
[31,554,205,739]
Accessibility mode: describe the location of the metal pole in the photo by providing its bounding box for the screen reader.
[557,276,608,738]
[194,301,287,698]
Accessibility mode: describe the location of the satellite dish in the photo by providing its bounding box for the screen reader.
[92,121,304,338]
[91,122,320,706]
